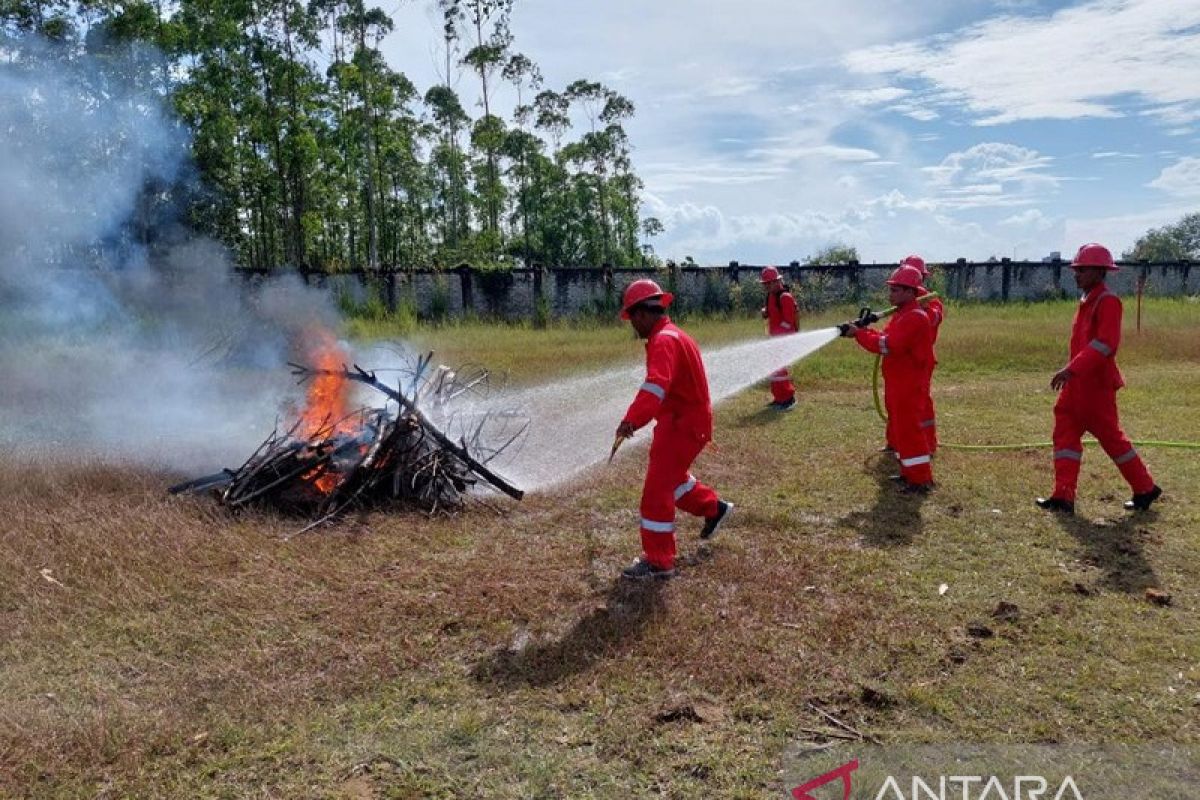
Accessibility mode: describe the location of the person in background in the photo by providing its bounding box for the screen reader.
[902,255,944,454]
[1035,243,1162,515]
[841,265,935,493]
[760,266,798,411]
[615,279,733,580]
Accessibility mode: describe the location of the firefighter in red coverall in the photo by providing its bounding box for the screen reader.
[760,266,799,411]
[904,255,944,453]
[841,265,935,493]
[1035,243,1162,514]
[615,279,733,580]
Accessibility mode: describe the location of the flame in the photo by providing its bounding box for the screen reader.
[297,328,353,439]
[296,328,356,495]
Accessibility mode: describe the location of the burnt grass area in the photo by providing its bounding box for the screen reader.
[2,302,1198,798]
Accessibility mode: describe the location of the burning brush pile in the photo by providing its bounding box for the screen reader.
[170,332,526,531]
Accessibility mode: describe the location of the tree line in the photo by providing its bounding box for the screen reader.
[1123,212,1200,262]
[1,0,662,272]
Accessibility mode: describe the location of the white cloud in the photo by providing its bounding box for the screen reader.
[704,76,761,98]
[1000,209,1056,230]
[1147,157,1200,196]
[1092,151,1141,159]
[843,0,1200,126]
[642,193,862,258]
[924,142,1058,190]
[895,106,939,122]
[641,161,788,193]
[840,86,911,106]
[748,143,880,163]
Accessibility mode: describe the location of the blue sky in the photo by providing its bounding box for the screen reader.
[381,0,1200,263]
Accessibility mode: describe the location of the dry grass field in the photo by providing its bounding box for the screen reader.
[2,299,1198,798]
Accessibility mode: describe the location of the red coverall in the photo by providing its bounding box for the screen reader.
[764,288,799,403]
[916,286,944,452]
[855,302,934,485]
[1051,284,1155,502]
[622,317,721,569]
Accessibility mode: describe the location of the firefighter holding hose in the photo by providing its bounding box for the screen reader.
[1035,243,1162,514]
[903,255,944,453]
[614,279,733,580]
[840,265,936,493]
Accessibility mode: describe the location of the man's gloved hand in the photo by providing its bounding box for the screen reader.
[837,322,858,337]
[856,307,880,326]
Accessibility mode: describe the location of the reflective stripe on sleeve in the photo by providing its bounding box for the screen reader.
[879,336,889,355]
[673,475,697,500]
[1089,339,1113,356]
[656,329,680,339]
[780,322,793,329]
[641,518,676,533]
[1053,449,1083,461]
[1113,448,1139,465]
[639,381,666,400]
[900,454,931,467]
[770,374,791,382]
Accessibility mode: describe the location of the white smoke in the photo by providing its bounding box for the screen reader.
[0,40,341,473]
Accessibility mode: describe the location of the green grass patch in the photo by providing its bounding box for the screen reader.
[1,299,1197,797]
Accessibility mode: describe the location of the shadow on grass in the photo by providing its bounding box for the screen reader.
[839,453,928,548]
[1053,509,1161,593]
[472,578,666,689]
[733,402,793,428]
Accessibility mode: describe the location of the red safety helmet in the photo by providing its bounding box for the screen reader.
[619,278,674,319]
[760,266,782,283]
[1071,243,1118,271]
[886,265,924,290]
[900,254,930,278]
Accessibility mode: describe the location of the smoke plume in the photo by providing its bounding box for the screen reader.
[0,39,341,473]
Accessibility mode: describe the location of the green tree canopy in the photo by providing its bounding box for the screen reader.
[1123,212,1200,261]
[804,244,860,265]
[1,0,662,271]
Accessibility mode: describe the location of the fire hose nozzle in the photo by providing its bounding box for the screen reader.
[608,435,627,464]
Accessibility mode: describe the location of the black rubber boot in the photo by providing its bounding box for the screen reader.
[1124,485,1162,511]
[1035,496,1075,514]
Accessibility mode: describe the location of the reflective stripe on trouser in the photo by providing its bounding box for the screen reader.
[639,422,720,569]
[769,366,795,404]
[1052,391,1154,502]
[921,367,937,453]
[886,391,933,484]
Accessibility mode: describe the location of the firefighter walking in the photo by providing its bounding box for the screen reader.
[615,279,733,580]
[760,266,798,411]
[1035,243,1163,514]
[842,265,935,493]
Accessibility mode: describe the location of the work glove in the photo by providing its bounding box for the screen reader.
[856,307,879,325]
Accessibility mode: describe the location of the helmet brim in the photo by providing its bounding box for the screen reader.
[619,291,674,319]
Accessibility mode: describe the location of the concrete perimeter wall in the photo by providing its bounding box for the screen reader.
[239,260,1197,320]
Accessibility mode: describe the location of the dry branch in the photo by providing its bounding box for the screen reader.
[169,353,526,528]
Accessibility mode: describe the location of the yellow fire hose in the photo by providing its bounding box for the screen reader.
[866,332,1200,452]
